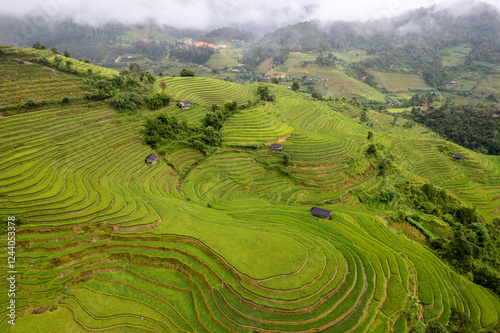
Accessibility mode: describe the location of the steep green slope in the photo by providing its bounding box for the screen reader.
[1,64,500,333]
[0,45,86,109]
[160,76,256,107]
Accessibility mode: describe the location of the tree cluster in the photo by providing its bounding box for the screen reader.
[131,40,167,62]
[170,46,214,64]
[199,27,255,44]
[384,181,500,297]
[142,101,238,154]
[83,63,169,113]
[412,103,500,155]
[180,68,195,77]
[407,92,437,107]
[315,53,337,67]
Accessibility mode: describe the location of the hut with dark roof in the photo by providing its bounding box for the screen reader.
[453,154,464,160]
[146,153,158,165]
[310,207,332,220]
[179,101,191,110]
[271,143,283,151]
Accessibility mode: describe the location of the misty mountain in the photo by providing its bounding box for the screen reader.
[262,1,500,53]
[1,0,499,77]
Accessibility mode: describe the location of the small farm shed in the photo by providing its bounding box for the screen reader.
[310,207,332,220]
[146,153,158,165]
[366,123,372,127]
[271,144,283,151]
[453,154,464,160]
[179,101,191,110]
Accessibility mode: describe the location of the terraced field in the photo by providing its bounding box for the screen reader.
[206,50,238,68]
[291,64,386,102]
[475,74,500,95]
[0,46,85,108]
[160,76,256,107]
[45,55,119,78]
[1,61,500,332]
[366,70,431,92]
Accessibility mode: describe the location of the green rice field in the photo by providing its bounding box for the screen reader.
[1,49,500,332]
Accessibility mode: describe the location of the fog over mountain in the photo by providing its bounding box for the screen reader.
[3,0,500,33]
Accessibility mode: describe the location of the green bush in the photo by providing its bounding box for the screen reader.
[145,93,170,110]
[425,322,449,333]
[24,100,37,108]
[110,92,138,113]
[180,68,195,77]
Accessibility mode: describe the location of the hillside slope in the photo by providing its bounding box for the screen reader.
[0,59,500,332]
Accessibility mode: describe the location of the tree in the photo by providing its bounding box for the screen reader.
[203,126,222,146]
[65,60,73,70]
[448,308,473,333]
[180,68,195,77]
[203,112,223,130]
[145,93,170,110]
[159,81,166,94]
[83,77,115,100]
[283,153,290,166]
[271,77,279,84]
[50,47,59,54]
[54,56,62,68]
[425,322,449,333]
[84,59,90,63]
[392,114,398,126]
[367,131,373,140]
[63,50,70,58]
[32,41,42,49]
[140,71,156,84]
[360,108,369,122]
[129,62,141,75]
[223,100,237,111]
[311,91,322,100]
[257,85,269,101]
[110,92,138,113]
[292,80,300,91]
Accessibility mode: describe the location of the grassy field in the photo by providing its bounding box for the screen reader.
[1,52,500,332]
[475,74,500,94]
[367,70,431,92]
[0,46,86,108]
[298,64,386,102]
[442,44,473,67]
[206,50,239,68]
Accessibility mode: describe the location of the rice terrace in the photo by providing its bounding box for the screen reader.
[1,2,500,332]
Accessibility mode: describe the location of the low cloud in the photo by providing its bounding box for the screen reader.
[4,0,500,31]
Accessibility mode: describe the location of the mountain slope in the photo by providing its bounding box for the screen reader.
[0,54,500,332]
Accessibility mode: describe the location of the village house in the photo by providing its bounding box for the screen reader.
[183,39,193,46]
[179,101,191,110]
[272,72,286,79]
[310,207,332,220]
[194,41,217,48]
[271,144,283,151]
[453,154,464,160]
[146,153,158,165]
